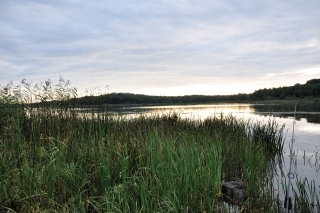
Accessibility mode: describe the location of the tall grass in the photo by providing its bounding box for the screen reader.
[0,78,289,212]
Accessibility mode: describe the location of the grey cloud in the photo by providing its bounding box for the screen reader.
[0,0,319,95]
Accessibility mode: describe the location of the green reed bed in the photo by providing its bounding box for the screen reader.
[0,78,289,212]
[0,99,287,213]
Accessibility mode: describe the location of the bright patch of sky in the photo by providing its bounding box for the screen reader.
[0,0,319,96]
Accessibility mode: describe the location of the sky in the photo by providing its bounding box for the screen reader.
[1,0,320,96]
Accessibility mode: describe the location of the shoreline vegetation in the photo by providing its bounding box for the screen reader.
[73,79,320,106]
[0,77,319,212]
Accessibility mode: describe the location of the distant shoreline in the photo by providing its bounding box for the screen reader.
[75,98,320,108]
[258,111,320,115]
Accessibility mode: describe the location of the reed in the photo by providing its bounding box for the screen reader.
[0,78,291,212]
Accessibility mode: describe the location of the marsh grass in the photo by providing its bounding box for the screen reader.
[0,78,296,212]
[291,178,320,212]
[278,165,320,213]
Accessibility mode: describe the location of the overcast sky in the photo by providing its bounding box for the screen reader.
[1,0,319,96]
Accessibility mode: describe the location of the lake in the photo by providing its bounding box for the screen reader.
[105,100,320,202]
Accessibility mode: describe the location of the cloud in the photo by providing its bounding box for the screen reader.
[0,0,319,95]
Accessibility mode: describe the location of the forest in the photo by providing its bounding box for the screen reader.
[75,78,320,105]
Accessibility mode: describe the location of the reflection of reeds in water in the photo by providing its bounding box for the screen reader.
[308,148,320,175]
[278,103,320,213]
[293,152,320,212]
[291,178,320,213]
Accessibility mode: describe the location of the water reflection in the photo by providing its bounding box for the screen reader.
[252,100,320,112]
[107,102,320,124]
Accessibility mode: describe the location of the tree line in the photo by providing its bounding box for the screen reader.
[74,78,320,105]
